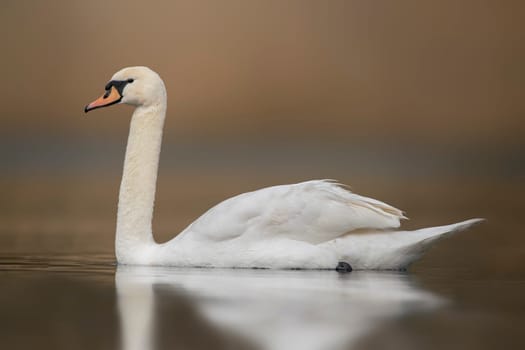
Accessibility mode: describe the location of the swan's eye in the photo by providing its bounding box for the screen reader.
[127,78,134,83]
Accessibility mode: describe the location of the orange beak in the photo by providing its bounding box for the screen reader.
[84,86,122,113]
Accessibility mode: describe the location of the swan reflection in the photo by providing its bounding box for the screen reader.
[116,267,444,350]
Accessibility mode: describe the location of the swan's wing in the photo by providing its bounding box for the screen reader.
[178,180,405,244]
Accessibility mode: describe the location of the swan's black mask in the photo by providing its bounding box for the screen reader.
[104,80,130,97]
[84,79,133,113]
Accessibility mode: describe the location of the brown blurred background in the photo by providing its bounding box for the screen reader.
[0,1,524,276]
[1,0,524,141]
[0,2,524,349]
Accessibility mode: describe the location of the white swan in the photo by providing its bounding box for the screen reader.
[85,66,482,270]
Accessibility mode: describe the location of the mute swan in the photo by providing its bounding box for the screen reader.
[84,66,482,270]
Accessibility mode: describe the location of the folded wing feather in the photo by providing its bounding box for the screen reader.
[179,180,406,244]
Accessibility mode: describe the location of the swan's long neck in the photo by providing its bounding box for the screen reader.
[116,99,166,263]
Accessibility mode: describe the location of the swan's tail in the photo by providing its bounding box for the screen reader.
[321,218,484,270]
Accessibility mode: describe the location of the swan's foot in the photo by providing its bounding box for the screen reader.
[335,261,352,273]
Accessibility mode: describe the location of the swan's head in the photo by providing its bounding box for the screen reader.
[84,66,166,113]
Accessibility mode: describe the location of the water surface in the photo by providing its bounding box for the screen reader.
[0,252,523,350]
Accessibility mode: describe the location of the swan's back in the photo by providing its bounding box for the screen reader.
[177,180,405,245]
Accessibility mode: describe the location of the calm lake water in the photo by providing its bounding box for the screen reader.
[1,142,524,349]
[0,254,523,350]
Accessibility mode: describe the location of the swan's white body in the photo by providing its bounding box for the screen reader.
[86,66,482,270]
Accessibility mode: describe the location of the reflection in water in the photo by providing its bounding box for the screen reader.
[116,267,444,350]
[117,271,154,350]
